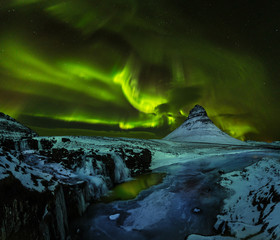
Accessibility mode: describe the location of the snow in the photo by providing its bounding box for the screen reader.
[212,157,280,239]
[72,145,280,240]
[29,134,260,174]
[1,133,269,198]
[192,208,201,213]
[109,213,120,221]
[164,116,245,145]
[164,105,246,145]
[0,112,37,139]
[0,149,55,192]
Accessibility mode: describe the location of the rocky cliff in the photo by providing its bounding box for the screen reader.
[0,115,152,240]
[0,112,37,140]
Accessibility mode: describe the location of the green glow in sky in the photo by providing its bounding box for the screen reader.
[0,1,279,141]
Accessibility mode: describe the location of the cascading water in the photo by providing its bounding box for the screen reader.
[112,153,130,183]
[20,139,30,151]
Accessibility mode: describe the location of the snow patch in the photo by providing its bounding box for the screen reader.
[109,213,120,221]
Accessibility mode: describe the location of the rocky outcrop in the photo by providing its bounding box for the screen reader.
[0,112,38,151]
[0,174,90,240]
[0,134,152,240]
[185,105,213,125]
[0,112,38,140]
[117,148,152,176]
[213,158,280,240]
[0,111,152,240]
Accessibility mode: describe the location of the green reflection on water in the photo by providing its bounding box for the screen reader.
[101,173,166,202]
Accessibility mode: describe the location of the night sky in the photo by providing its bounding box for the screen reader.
[0,0,279,141]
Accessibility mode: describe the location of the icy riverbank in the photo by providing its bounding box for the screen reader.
[71,149,280,240]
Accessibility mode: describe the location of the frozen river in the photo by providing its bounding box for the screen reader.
[70,150,279,240]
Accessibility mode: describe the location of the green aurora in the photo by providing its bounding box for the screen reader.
[0,0,279,141]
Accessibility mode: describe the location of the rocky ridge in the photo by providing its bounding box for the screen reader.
[0,112,37,139]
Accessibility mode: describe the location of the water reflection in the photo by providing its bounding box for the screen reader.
[100,173,166,202]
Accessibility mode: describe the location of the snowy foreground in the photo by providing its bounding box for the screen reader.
[1,134,280,240]
[62,137,280,240]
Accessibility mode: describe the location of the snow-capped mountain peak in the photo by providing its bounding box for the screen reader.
[183,104,213,127]
[164,105,246,145]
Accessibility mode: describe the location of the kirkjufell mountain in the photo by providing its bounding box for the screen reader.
[164,105,246,145]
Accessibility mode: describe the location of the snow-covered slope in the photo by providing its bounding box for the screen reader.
[164,105,246,145]
[0,112,37,139]
[214,157,280,239]
[188,157,280,240]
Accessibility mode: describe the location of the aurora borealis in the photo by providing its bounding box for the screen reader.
[0,1,279,141]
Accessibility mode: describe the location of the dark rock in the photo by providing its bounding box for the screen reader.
[121,148,152,176]
[63,182,91,218]
[270,185,280,203]
[65,148,84,169]
[51,148,69,162]
[61,138,71,143]
[1,139,16,150]
[27,139,39,150]
[92,152,115,183]
[183,104,214,127]
[0,175,50,240]
[0,174,80,240]
[40,139,54,150]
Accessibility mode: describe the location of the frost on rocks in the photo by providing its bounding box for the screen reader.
[214,157,280,239]
[0,112,37,139]
[0,148,56,192]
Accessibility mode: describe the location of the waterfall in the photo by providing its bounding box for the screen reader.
[112,153,130,183]
[75,155,109,199]
[37,139,42,151]
[20,139,29,151]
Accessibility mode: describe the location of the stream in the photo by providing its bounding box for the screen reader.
[70,151,271,240]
